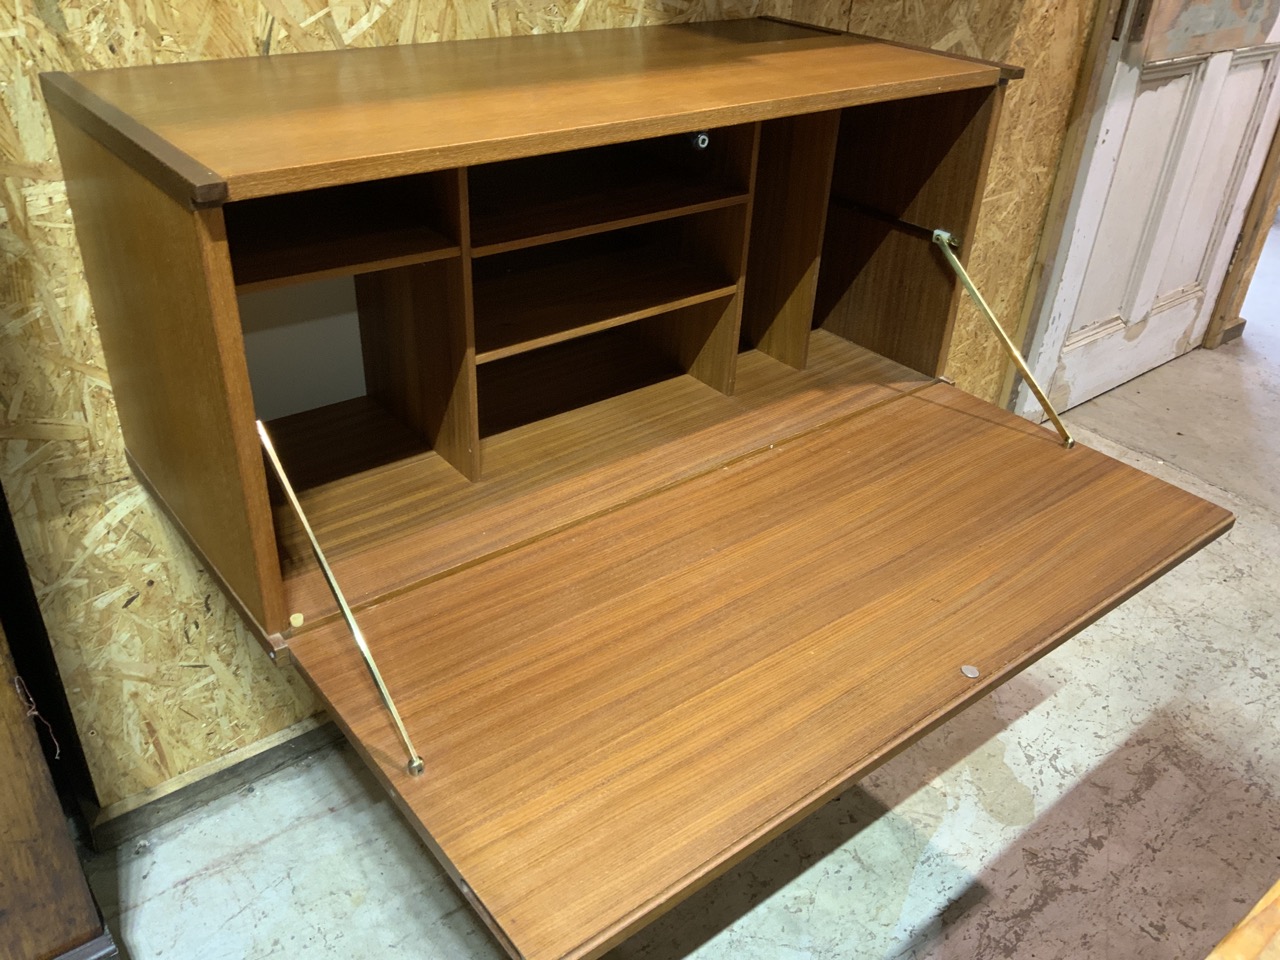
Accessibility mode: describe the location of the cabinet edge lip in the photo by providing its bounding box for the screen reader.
[758,16,1025,81]
[40,71,228,210]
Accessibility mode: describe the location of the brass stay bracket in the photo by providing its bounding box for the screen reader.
[931,230,1075,449]
[257,420,426,777]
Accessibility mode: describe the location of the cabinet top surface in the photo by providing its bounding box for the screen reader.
[44,18,1004,204]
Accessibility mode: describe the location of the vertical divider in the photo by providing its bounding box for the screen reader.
[741,110,842,370]
[650,122,761,395]
[452,167,482,479]
[356,169,481,480]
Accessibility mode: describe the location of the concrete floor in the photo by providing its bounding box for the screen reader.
[85,249,1280,959]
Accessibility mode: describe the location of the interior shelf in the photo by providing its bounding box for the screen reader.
[468,134,754,258]
[224,176,460,292]
[271,331,933,625]
[472,240,739,364]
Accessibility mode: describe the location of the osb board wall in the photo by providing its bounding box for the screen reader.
[0,0,1088,810]
[0,0,854,811]
[849,0,1100,403]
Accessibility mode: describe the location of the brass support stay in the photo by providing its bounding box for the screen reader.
[257,420,426,776]
[931,230,1075,449]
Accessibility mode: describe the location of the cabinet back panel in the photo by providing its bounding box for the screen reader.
[238,278,366,421]
[477,323,684,436]
[469,122,758,257]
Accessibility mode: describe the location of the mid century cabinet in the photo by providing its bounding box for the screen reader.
[43,19,1232,960]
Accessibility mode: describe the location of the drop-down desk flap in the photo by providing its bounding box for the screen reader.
[290,381,1231,960]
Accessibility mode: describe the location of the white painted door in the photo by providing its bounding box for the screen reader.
[1020,0,1280,415]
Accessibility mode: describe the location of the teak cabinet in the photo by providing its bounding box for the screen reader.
[44,19,1233,960]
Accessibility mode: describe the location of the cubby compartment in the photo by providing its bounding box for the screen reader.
[223,171,462,292]
[478,312,715,436]
[472,208,746,375]
[237,254,476,497]
[813,87,1001,377]
[468,123,758,257]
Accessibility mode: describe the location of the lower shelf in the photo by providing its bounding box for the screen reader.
[288,382,1231,960]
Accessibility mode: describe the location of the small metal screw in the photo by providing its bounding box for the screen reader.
[961,664,980,679]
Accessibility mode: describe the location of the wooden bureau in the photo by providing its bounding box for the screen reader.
[43,18,1232,960]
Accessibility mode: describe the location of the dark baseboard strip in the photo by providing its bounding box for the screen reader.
[88,719,341,851]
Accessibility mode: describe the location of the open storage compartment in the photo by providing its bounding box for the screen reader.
[468,123,757,256]
[223,172,462,291]
[47,19,1235,960]
[471,211,744,367]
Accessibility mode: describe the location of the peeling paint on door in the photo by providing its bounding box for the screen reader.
[1145,0,1280,62]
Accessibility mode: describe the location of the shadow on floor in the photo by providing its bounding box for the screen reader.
[608,697,1279,960]
[600,678,1060,960]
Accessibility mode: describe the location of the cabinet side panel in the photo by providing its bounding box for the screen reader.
[817,86,1003,376]
[743,110,841,369]
[51,111,285,633]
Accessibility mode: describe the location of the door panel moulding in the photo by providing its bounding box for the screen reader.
[1018,2,1280,416]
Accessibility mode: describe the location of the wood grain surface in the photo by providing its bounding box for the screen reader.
[290,381,1232,960]
[0,624,101,960]
[819,84,1002,376]
[55,19,1000,202]
[50,111,287,634]
[356,256,479,481]
[472,241,740,363]
[225,173,461,292]
[743,109,841,367]
[1208,876,1280,960]
[273,332,930,628]
[467,124,756,257]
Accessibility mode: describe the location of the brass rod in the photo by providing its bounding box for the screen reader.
[931,230,1075,449]
[257,420,426,776]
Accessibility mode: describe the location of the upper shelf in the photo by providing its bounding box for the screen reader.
[40,18,1011,206]
[472,241,739,364]
[224,175,460,291]
[468,143,750,257]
